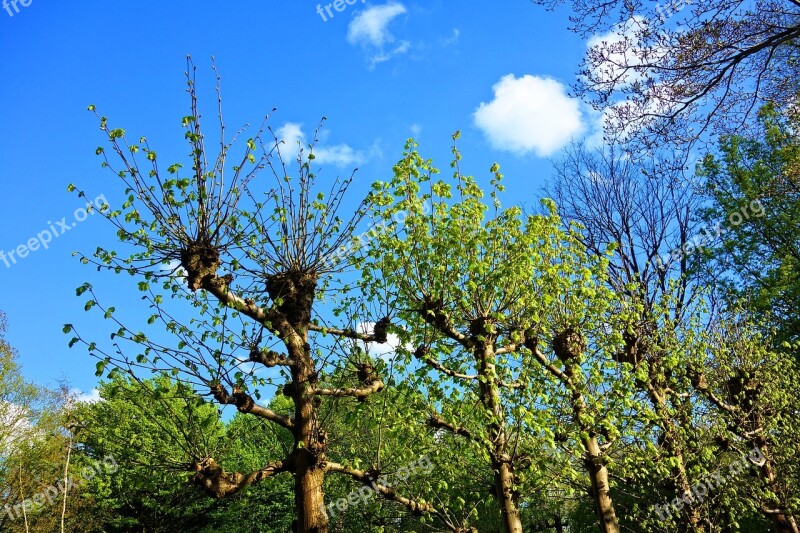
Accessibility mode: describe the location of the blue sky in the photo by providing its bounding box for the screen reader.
[0,1,605,398]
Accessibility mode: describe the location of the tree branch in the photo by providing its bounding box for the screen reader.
[210,383,295,429]
[308,316,392,343]
[413,345,477,381]
[688,369,740,414]
[428,412,477,442]
[192,457,290,498]
[249,348,294,368]
[325,461,471,532]
[312,379,384,399]
[417,295,473,348]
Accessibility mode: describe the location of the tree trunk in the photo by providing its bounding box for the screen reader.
[61,431,73,533]
[294,457,327,533]
[477,343,523,533]
[290,334,329,533]
[282,273,329,533]
[493,461,523,533]
[582,435,620,533]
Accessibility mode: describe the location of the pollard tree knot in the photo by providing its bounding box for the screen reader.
[373,316,391,343]
[180,239,220,292]
[552,327,586,362]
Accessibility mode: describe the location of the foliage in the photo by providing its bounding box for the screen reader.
[698,104,800,346]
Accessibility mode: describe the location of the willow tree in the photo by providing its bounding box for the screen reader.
[66,60,457,533]
[360,135,635,532]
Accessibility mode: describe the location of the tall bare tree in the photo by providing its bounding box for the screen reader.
[533,0,800,145]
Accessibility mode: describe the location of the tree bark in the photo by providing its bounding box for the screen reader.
[476,343,523,533]
[582,434,620,533]
[283,277,329,533]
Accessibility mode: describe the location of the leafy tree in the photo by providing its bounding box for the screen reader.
[548,143,722,530]
[698,104,800,346]
[361,135,641,532]
[0,313,85,533]
[689,315,800,531]
[72,373,228,531]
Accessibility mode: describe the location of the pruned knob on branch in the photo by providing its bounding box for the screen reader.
[552,327,586,363]
[468,316,493,338]
[420,295,450,330]
[689,368,707,390]
[727,370,760,408]
[523,329,539,354]
[180,239,220,292]
[414,345,430,360]
[356,362,378,385]
[373,316,390,344]
[614,331,641,365]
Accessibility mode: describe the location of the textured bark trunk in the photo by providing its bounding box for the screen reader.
[753,435,798,533]
[290,334,329,533]
[582,436,620,533]
[294,458,327,532]
[493,461,523,533]
[477,342,523,533]
[278,273,329,533]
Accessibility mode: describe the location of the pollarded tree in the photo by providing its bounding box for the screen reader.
[361,135,637,533]
[548,143,716,529]
[66,59,460,533]
[688,315,800,532]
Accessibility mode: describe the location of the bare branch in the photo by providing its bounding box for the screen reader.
[210,383,294,429]
[413,345,477,381]
[193,457,290,498]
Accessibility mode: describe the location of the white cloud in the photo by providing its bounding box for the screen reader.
[347,3,410,68]
[347,3,406,47]
[473,74,584,157]
[586,16,664,90]
[442,28,460,46]
[74,388,101,403]
[0,402,34,454]
[358,322,405,361]
[275,123,368,167]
